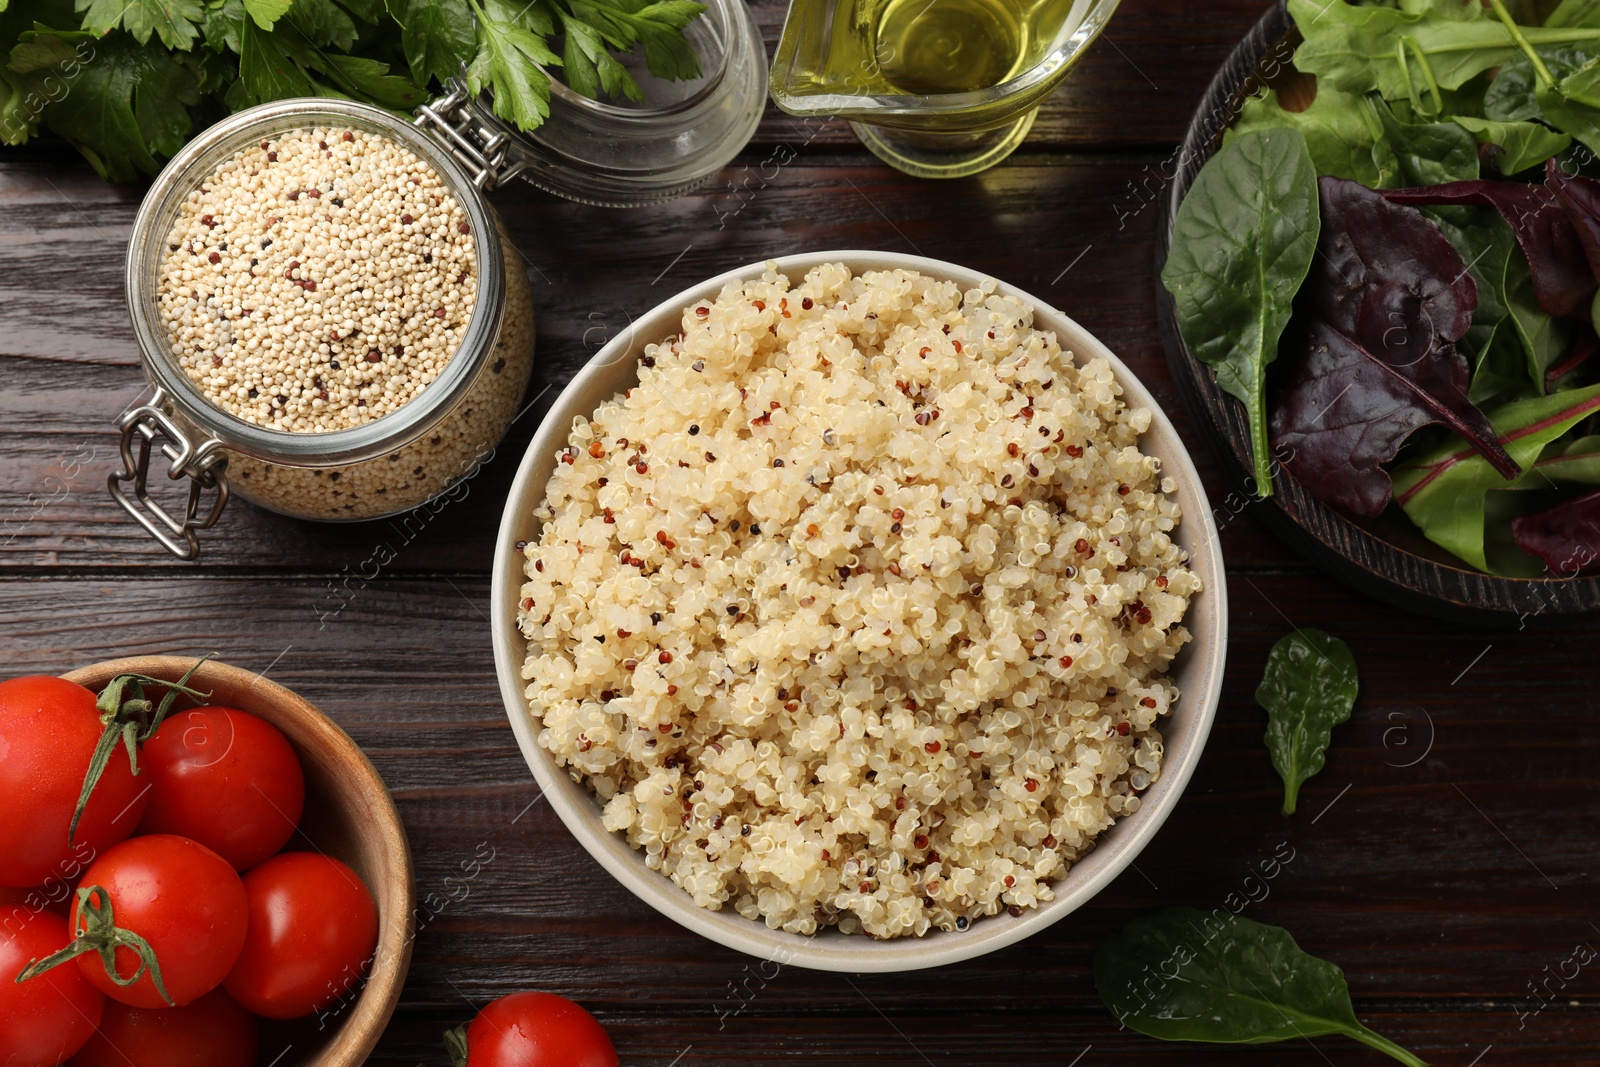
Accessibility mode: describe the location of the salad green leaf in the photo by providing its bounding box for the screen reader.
[1230,86,1383,185]
[1162,128,1321,496]
[1095,909,1428,1066]
[1364,94,1480,187]
[1394,381,1600,569]
[1256,628,1358,816]
[1450,115,1571,173]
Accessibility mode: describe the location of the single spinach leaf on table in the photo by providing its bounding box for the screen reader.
[1162,129,1320,497]
[1094,909,1428,1066]
[1270,179,1519,516]
[1394,381,1600,570]
[1228,86,1384,186]
[1257,628,1358,815]
[1450,115,1571,174]
[1513,485,1600,571]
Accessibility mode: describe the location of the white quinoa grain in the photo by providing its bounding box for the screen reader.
[517,265,1196,938]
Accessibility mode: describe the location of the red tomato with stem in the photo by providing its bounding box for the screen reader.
[135,706,306,871]
[67,987,258,1067]
[1,905,105,1067]
[224,853,379,1020]
[0,676,149,888]
[445,992,619,1067]
[66,835,248,1008]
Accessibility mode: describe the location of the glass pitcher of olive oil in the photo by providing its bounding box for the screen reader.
[770,0,1117,178]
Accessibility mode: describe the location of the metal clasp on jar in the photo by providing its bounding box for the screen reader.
[109,389,230,560]
[413,81,528,192]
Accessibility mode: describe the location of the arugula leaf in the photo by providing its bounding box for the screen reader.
[384,0,474,86]
[1451,115,1571,173]
[11,28,196,181]
[1162,129,1321,497]
[77,0,205,50]
[1228,86,1383,185]
[1394,381,1600,570]
[1257,629,1358,815]
[1095,909,1428,1066]
[466,0,559,131]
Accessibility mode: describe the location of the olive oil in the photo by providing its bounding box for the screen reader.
[874,0,1026,95]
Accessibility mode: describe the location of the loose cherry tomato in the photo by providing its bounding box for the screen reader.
[69,835,248,1008]
[0,676,148,888]
[1,905,104,1067]
[135,706,305,871]
[224,853,379,1020]
[68,987,257,1067]
[446,992,619,1067]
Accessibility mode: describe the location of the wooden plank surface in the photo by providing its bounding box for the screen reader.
[4,0,1599,1063]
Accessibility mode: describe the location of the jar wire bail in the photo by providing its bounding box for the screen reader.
[108,389,230,560]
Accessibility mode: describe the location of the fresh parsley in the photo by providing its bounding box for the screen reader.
[0,0,705,181]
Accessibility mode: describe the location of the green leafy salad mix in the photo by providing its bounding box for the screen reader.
[1164,0,1600,577]
[0,0,705,181]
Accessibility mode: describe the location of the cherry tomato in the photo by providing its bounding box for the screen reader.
[224,853,379,1020]
[0,676,149,888]
[1,905,105,1067]
[67,987,257,1067]
[70,835,248,1009]
[135,706,306,871]
[448,992,618,1067]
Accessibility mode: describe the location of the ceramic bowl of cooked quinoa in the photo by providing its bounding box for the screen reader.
[491,252,1227,971]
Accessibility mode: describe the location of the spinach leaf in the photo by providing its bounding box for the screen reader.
[1229,86,1383,186]
[1395,381,1600,570]
[1271,179,1519,516]
[1484,49,1593,122]
[1162,129,1320,497]
[1531,432,1600,482]
[1290,0,1600,104]
[1513,486,1600,571]
[1504,243,1576,391]
[1095,909,1428,1066]
[1547,0,1600,26]
[1451,115,1571,174]
[1257,629,1358,815]
[1365,94,1479,187]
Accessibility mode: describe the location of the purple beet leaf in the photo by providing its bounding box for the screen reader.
[1546,159,1600,282]
[1273,177,1521,516]
[1511,487,1600,575]
[1381,174,1595,318]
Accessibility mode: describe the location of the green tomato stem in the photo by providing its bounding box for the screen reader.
[444,1023,471,1067]
[14,886,174,1006]
[68,655,214,844]
[1348,1024,1429,1067]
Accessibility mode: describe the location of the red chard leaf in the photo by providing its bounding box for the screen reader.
[1381,177,1596,318]
[1273,177,1520,516]
[1511,487,1600,576]
[1546,159,1600,281]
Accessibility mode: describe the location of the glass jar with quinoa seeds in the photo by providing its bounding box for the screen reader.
[112,98,536,558]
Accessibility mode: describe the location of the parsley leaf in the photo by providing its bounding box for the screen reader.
[10,27,196,180]
[384,0,473,86]
[242,0,290,31]
[465,0,558,131]
[77,0,206,51]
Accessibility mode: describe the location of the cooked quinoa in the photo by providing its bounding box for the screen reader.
[159,127,477,432]
[516,264,1197,938]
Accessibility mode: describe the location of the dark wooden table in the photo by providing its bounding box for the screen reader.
[4,1,1598,1063]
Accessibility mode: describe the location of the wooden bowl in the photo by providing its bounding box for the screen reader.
[60,656,414,1067]
[492,250,1229,972]
[1159,1,1600,624]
